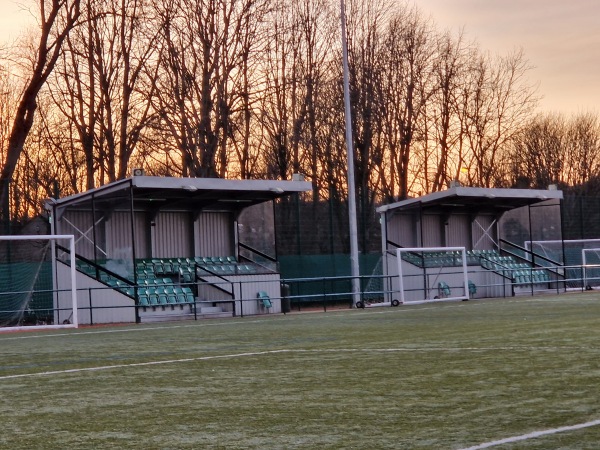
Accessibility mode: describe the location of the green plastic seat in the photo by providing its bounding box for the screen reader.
[257,291,272,308]
[438,282,451,298]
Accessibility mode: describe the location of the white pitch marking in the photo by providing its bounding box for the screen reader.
[0,320,264,341]
[0,349,292,380]
[1,346,593,381]
[458,419,600,449]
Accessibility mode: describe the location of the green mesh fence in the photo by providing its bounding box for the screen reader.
[279,253,381,303]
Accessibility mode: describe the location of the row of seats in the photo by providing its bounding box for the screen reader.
[79,255,264,282]
[138,286,195,307]
[139,256,262,281]
[196,264,259,277]
[77,256,266,307]
[476,253,552,284]
[481,258,529,271]
[137,256,236,275]
[104,278,194,305]
[76,260,196,305]
[466,249,499,265]
[513,269,551,285]
[77,261,104,278]
[399,249,552,287]
[402,251,465,268]
[402,250,492,268]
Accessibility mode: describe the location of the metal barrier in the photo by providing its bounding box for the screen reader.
[6,266,598,327]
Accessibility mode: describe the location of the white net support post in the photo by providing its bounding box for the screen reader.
[0,234,78,331]
[396,246,470,304]
[582,248,600,289]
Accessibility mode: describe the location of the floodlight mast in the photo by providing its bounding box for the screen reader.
[340,0,361,307]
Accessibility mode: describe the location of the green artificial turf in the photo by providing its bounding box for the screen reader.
[1,293,600,449]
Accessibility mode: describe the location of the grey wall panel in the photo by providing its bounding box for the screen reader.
[133,212,148,258]
[152,212,192,258]
[236,275,281,315]
[105,211,136,260]
[422,215,442,247]
[387,213,417,248]
[197,274,281,315]
[446,214,470,248]
[195,212,233,257]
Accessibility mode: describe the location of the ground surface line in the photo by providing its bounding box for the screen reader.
[0,349,291,380]
[0,346,590,381]
[458,419,600,449]
[0,319,264,341]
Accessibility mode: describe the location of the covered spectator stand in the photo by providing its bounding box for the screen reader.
[45,175,311,324]
[377,186,565,302]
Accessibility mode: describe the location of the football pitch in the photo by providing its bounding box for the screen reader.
[1,293,600,449]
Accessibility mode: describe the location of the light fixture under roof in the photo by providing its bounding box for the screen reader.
[220,199,252,203]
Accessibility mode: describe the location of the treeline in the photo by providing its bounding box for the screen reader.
[0,0,599,225]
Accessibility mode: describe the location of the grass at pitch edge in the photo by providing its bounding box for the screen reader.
[0,293,600,449]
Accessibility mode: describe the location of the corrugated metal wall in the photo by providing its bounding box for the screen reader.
[105,211,138,260]
[195,212,233,257]
[387,213,417,247]
[84,209,234,261]
[133,212,148,258]
[446,214,471,248]
[386,210,489,251]
[422,214,442,247]
[152,212,192,258]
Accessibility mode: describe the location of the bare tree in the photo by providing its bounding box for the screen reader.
[257,0,298,180]
[0,68,18,174]
[259,0,336,188]
[509,113,564,189]
[563,112,600,188]
[461,49,538,188]
[377,5,434,200]
[426,28,471,191]
[0,0,80,223]
[12,93,82,217]
[510,112,600,191]
[46,0,160,189]
[153,0,268,179]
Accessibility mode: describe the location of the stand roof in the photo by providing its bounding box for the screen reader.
[377,186,563,216]
[48,176,312,212]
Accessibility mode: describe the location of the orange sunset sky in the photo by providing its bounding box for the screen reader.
[0,0,599,115]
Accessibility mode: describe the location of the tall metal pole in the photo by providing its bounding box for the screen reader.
[340,0,361,307]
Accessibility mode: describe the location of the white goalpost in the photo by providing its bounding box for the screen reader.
[582,248,600,289]
[0,234,78,330]
[396,246,470,304]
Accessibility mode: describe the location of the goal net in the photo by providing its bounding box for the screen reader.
[0,235,77,330]
[582,248,600,289]
[525,239,600,288]
[396,247,470,304]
